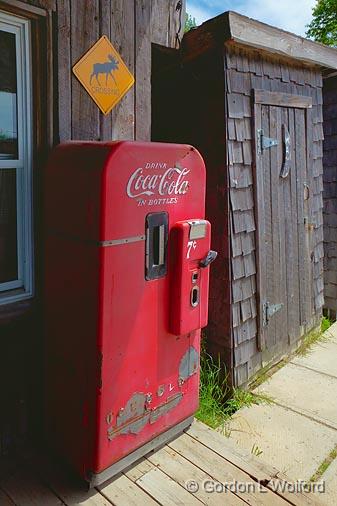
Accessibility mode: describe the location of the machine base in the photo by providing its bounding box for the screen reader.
[87,415,194,487]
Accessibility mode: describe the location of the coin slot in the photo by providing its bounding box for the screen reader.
[191,286,199,307]
[192,271,198,284]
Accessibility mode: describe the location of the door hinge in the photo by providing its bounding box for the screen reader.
[257,129,278,155]
[262,301,284,326]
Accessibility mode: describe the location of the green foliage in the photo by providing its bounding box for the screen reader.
[196,345,273,429]
[225,388,273,416]
[251,443,263,457]
[184,12,197,33]
[321,316,333,332]
[310,444,337,482]
[196,348,229,428]
[297,321,332,357]
[306,0,337,47]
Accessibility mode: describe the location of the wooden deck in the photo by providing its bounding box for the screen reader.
[0,420,322,505]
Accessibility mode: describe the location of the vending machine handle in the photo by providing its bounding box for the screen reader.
[199,250,217,268]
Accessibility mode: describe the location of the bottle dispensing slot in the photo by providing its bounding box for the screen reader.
[145,212,168,280]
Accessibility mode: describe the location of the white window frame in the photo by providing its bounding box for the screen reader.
[0,11,33,304]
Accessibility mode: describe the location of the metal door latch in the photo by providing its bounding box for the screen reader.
[257,129,278,155]
[262,301,283,326]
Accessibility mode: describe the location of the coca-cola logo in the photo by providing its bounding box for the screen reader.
[126,163,190,200]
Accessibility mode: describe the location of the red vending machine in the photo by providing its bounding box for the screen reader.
[44,141,216,486]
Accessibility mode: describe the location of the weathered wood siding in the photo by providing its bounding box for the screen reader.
[0,0,185,454]
[323,76,337,314]
[152,41,325,387]
[225,45,324,385]
[152,47,233,382]
[61,0,185,142]
[24,0,185,142]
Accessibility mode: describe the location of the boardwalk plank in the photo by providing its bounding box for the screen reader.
[0,489,16,506]
[147,445,243,506]
[169,433,286,506]
[99,473,159,506]
[136,467,202,505]
[123,457,156,482]
[0,467,63,506]
[186,420,279,482]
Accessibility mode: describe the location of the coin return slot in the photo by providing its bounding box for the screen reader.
[191,286,200,307]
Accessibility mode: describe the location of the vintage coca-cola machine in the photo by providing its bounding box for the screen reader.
[44,141,216,486]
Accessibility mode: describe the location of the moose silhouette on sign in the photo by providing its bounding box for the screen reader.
[90,54,119,86]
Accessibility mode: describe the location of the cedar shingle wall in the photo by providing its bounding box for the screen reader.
[225,46,324,386]
[323,76,337,313]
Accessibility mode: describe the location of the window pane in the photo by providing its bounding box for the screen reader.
[0,169,18,283]
[0,30,18,160]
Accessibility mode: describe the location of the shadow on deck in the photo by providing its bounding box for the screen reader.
[0,420,322,505]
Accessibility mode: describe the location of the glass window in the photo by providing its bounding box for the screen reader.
[0,30,18,159]
[0,12,33,302]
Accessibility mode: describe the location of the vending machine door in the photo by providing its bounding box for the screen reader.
[169,220,217,335]
[44,141,215,486]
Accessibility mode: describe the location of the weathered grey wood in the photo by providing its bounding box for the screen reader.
[110,0,135,140]
[168,0,186,48]
[134,0,151,141]
[136,467,201,505]
[71,0,100,140]
[261,104,275,351]
[1,0,48,15]
[99,473,158,506]
[268,106,281,349]
[57,0,71,141]
[99,0,112,141]
[227,11,337,70]
[151,0,169,46]
[287,108,301,342]
[123,458,155,483]
[147,445,243,505]
[253,89,312,109]
[295,109,309,325]
[186,420,279,483]
[169,433,286,505]
[305,107,315,316]
[323,75,337,312]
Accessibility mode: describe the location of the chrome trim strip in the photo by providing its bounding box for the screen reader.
[99,235,146,247]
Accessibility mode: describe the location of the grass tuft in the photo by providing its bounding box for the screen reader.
[196,346,273,429]
[196,349,229,428]
[296,323,332,357]
[321,316,333,333]
[310,444,337,482]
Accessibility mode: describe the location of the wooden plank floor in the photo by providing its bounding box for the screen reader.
[0,420,322,506]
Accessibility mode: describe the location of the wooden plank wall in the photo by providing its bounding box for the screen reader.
[323,76,337,314]
[225,45,324,385]
[151,47,233,383]
[25,0,185,142]
[0,0,185,455]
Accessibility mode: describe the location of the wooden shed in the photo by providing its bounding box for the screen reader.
[323,74,337,316]
[0,0,185,453]
[152,11,337,386]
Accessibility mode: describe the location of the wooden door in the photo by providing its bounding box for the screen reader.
[253,90,313,359]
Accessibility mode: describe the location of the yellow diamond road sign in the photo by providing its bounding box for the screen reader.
[72,35,134,115]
